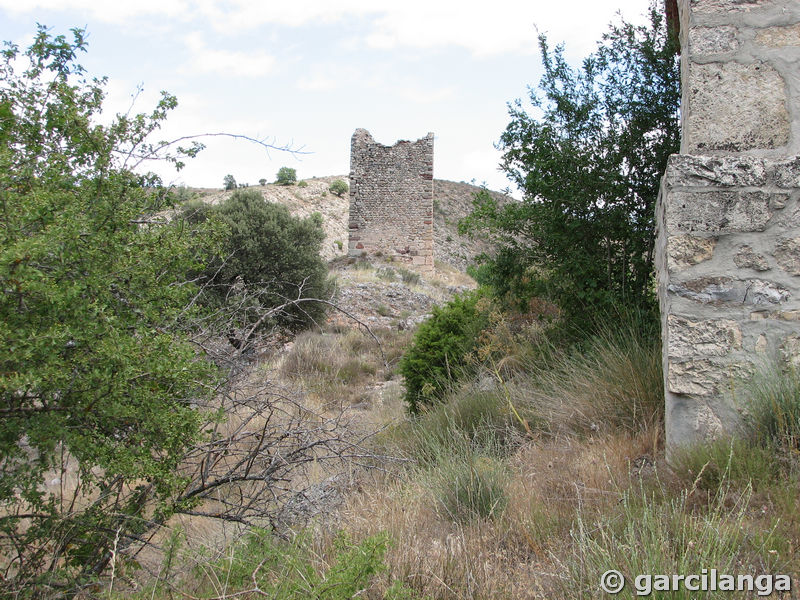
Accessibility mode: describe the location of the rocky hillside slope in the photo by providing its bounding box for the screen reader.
[189,176,511,271]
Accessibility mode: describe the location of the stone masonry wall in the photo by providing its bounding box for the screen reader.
[349,129,433,271]
[349,129,434,271]
[657,0,800,451]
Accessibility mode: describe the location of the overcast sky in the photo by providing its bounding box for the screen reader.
[2,1,652,193]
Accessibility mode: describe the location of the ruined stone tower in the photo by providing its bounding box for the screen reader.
[657,0,800,452]
[348,129,434,271]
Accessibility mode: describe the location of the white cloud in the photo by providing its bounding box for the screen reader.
[3,0,655,57]
[182,32,275,77]
[0,0,190,21]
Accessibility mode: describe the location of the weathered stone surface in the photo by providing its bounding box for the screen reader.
[734,245,770,271]
[755,334,767,353]
[666,396,729,448]
[667,235,716,271]
[667,191,772,233]
[755,23,800,47]
[685,62,790,152]
[349,129,434,270]
[690,0,774,13]
[668,359,725,396]
[781,334,800,369]
[752,308,800,320]
[770,157,800,188]
[668,315,742,357]
[664,155,767,187]
[689,25,739,54]
[774,237,800,275]
[668,277,789,305]
[662,0,800,454]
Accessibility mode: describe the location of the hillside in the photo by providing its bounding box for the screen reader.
[187,176,511,270]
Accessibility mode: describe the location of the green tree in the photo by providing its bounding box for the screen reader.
[328,179,348,197]
[276,166,297,185]
[259,177,267,186]
[0,27,224,593]
[203,189,333,332]
[224,173,237,190]
[461,3,679,327]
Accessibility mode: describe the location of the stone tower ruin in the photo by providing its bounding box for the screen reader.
[657,0,800,452]
[348,129,434,271]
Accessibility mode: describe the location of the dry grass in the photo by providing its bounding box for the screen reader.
[120,314,800,599]
[278,326,411,410]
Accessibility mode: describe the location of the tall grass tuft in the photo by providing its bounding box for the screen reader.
[565,481,757,599]
[670,436,780,491]
[429,454,508,522]
[386,387,530,467]
[517,311,663,437]
[747,365,800,459]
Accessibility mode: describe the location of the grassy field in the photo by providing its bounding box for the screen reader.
[122,305,799,599]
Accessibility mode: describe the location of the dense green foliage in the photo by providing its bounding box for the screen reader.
[0,27,222,592]
[223,173,237,190]
[276,166,297,185]
[399,291,489,413]
[329,178,349,197]
[461,4,680,327]
[196,189,333,331]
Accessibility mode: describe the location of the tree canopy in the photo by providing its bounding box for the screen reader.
[0,26,227,591]
[461,4,680,327]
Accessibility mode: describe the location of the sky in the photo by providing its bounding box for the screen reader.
[1,0,653,194]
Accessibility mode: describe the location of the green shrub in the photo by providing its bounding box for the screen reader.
[276,166,297,185]
[179,198,214,225]
[399,290,490,413]
[377,267,396,281]
[199,189,332,330]
[298,180,308,188]
[170,184,196,204]
[396,267,421,285]
[329,179,349,197]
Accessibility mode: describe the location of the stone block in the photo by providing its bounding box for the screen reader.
[668,359,725,396]
[668,315,742,357]
[734,245,770,271]
[755,23,800,48]
[685,61,790,152]
[666,190,772,233]
[774,237,800,275]
[664,155,768,187]
[690,0,774,13]
[755,334,768,352]
[770,157,800,188]
[781,334,800,368]
[667,235,716,271]
[668,277,789,305]
[689,25,738,54]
